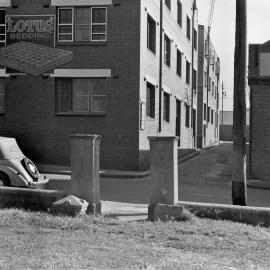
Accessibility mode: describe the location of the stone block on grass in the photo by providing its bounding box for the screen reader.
[148,203,184,221]
[50,195,89,216]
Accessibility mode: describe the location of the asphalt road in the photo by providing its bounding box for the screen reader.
[43,142,270,208]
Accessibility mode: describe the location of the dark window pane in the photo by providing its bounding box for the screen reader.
[92,8,106,23]
[59,25,72,34]
[163,92,170,122]
[57,79,72,112]
[177,1,182,27]
[59,9,73,24]
[58,34,73,41]
[0,10,5,25]
[92,34,106,40]
[186,16,190,40]
[164,35,171,67]
[92,25,105,33]
[177,49,182,76]
[0,35,5,41]
[147,14,156,54]
[165,0,171,9]
[146,83,155,118]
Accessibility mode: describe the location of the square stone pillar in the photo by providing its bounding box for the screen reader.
[148,136,183,221]
[71,134,101,215]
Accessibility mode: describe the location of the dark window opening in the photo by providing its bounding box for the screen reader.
[165,0,171,10]
[147,14,156,54]
[186,60,190,84]
[186,16,190,40]
[164,34,171,67]
[146,82,155,118]
[163,92,170,122]
[185,104,190,127]
[177,1,182,27]
[177,49,182,77]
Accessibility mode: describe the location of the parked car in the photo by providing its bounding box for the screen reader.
[0,137,49,187]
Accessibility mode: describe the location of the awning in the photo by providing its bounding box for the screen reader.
[0,41,73,76]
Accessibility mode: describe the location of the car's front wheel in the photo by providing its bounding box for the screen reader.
[0,172,11,187]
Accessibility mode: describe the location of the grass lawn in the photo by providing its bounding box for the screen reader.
[0,209,270,270]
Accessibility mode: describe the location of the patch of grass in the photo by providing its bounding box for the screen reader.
[0,208,270,269]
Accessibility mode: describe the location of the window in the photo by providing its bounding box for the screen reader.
[0,10,6,47]
[185,104,190,127]
[91,7,107,41]
[203,103,206,121]
[212,81,215,95]
[56,78,106,114]
[163,92,170,122]
[211,109,214,124]
[186,60,190,84]
[57,7,107,42]
[207,106,210,122]
[204,71,207,87]
[208,77,211,91]
[147,14,156,54]
[186,16,190,40]
[193,69,197,91]
[164,34,171,67]
[176,49,182,77]
[165,0,171,10]
[177,1,182,27]
[193,29,197,50]
[58,8,73,41]
[0,79,5,112]
[140,100,146,130]
[146,82,155,118]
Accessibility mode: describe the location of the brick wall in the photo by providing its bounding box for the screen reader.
[249,41,270,180]
[0,0,142,170]
[197,25,219,148]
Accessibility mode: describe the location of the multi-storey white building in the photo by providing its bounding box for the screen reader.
[197,24,220,148]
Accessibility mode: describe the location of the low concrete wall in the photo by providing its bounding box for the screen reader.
[0,187,67,211]
[220,125,250,142]
[139,148,197,171]
[180,201,270,227]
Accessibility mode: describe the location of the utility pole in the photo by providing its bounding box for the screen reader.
[221,82,225,125]
[232,0,247,206]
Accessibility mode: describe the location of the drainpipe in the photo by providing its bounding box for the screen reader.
[191,0,197,147]
[158,0,163,133]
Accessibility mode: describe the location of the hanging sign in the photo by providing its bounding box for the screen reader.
[6,15,55,47]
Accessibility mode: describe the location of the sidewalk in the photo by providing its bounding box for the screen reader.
[37,149,200,179]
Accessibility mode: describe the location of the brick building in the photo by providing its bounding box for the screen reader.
[197,25,220,148]
[249,41,270,181]
[0,0,198,170]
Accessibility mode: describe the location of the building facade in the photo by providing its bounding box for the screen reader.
[249,41,270,181]
[197,25,220,148]
[0,0,198,170]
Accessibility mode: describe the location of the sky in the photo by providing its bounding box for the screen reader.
[197,0,270,110]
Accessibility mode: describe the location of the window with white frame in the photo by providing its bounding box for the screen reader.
[91,7,107,41]
[58,8,73,41]
[0,10,6,46]
[56,78,106,114]
[57,7,107,42]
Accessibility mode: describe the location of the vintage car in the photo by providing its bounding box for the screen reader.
[0,137,49,187]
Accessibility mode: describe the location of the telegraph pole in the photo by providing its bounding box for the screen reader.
[221,82,224,125]
[232,0,247,206]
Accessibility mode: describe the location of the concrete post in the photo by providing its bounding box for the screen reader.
[148,136,183,221]
[70,134,101,215]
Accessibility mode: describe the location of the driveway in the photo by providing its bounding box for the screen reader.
[43,142,270,208]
